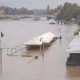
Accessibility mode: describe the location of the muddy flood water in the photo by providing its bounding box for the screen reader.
[0,19,80,80]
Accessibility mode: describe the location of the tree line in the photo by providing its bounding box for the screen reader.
[1,2,80,19]
[0,6,33,15]
[56,2,80,21]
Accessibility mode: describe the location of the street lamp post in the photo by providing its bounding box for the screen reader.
[0,31,4,79]
[42,41,44,57]
[0,32,2,80]
[40,37,44,58]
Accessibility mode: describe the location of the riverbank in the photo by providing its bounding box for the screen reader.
[0,15,33,20]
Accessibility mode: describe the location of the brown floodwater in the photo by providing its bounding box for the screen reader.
[0,19,80,80]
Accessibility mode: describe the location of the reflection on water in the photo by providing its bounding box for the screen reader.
[66,66,80,78]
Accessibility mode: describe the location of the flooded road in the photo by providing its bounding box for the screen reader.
[0,19,80,80]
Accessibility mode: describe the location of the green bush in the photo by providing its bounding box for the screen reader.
[74,30,80,36]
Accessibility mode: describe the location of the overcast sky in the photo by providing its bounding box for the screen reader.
[0,0,80,9]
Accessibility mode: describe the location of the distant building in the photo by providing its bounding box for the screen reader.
[0,6,5,17]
